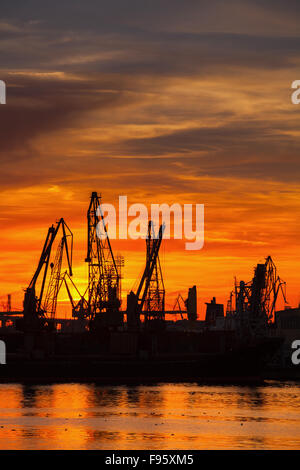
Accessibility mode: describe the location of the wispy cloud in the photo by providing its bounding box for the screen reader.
[0,1,299,312]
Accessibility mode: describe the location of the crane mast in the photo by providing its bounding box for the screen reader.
[85,192,122,321]
[23,218,73,329]
[144,221,165,322]
[127,222,164,327]
[232,256,287,335]
[43,238,64,319]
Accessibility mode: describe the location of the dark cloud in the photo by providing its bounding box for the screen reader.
[1,25,300,75]
[1,1,300,34]
[0,0,299,191]
[100,119,300,182]
[0,0,300,75]
[0,73,136,154]
[117,121,298,155]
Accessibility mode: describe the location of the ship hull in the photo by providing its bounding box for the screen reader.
[0,336,282,384]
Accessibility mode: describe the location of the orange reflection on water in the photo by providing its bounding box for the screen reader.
[0,382,300,449]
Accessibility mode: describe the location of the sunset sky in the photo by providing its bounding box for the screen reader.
[0,0,300,318]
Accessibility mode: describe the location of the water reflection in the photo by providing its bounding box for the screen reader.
[0,382,299,449]
[20,384,55,411]
[235,387,264,408]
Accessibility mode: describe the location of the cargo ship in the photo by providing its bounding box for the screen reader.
[0,323,282,383]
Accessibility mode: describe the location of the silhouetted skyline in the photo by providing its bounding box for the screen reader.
[0,0,299,316]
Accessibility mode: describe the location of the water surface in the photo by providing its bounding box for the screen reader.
[0,381,299,449]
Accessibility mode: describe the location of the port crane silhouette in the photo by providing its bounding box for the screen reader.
[23,218,73,330]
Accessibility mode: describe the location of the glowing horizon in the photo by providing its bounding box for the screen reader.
[0,1,300,319]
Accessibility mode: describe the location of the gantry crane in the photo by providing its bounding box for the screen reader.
[23,218,73,330]
[127,222,165,327]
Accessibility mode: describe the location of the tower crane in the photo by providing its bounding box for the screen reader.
[84,192,123,325]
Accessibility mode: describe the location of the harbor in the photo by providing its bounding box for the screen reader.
[0,193,298,383]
